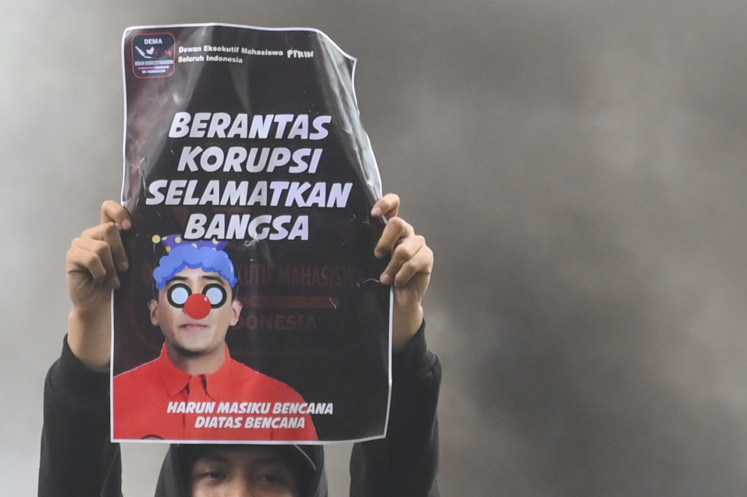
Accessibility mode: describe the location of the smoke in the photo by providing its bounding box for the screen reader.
[3,0,747,495]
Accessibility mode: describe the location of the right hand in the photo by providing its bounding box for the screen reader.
[66,201,131,368]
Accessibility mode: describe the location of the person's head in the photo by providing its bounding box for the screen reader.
[167,444,323,497]
[149,236,242,368]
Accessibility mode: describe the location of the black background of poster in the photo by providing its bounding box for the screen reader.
[113,24,391,441]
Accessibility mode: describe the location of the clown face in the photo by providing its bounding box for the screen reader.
[149,267,242,368]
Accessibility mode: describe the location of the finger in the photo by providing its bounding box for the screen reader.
[81,222,129,272]
[380,233,428,286]
[374,216,413,259]
[371,193,400,220]
[101,200,132,230]
[67,236,119,288]
[392,243,433,287]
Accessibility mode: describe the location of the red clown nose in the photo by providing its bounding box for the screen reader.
[184,293,211,319]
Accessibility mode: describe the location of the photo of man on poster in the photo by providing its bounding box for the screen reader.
[113,235,318,441]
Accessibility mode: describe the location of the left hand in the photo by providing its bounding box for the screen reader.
[372,194,434,350]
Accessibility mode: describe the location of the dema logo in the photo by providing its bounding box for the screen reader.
[132,32,176,78]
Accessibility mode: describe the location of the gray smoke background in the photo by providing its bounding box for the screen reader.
[3,0,747,495]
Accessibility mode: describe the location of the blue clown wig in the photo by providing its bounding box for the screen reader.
[152,236,238,290]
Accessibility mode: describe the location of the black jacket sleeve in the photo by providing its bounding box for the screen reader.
[349,322,441,497]
[38,336,122,497]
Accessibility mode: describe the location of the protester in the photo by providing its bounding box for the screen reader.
[39,193,440,496]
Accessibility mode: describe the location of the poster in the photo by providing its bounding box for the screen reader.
[112,24,391,443]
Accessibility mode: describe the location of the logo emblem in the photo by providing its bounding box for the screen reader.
[132,32,176,78]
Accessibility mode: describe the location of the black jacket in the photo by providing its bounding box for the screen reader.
[39,323,441,497]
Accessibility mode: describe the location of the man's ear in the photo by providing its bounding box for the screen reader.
[148,299,160,326]
[230,300,243,326]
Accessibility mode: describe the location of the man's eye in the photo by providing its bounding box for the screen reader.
[204,284,227,307]
[167,284,191,307]
[200,471,225,480]
[254,468,297,490]
[191,460,229,483]
[192,469,229,486]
